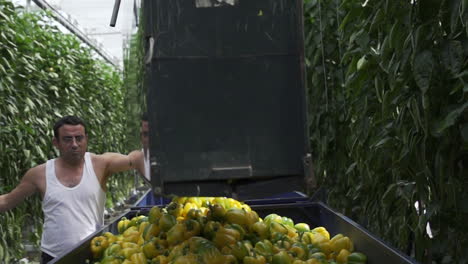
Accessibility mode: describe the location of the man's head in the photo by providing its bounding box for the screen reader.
[53,116,88,163]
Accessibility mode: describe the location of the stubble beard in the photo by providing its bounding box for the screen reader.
[61,149,85,166]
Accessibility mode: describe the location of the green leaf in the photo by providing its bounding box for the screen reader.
[382,183,396,207]
[441,41,463,76]
[345,162,357,175]
[369,8,384,33]
[413,50,433,94]
[431,101,468,137]
[373,137,392,148]
[7,104,18,114]
[0,9,12,22]
[23,149,30,159]
[460,123,468,142]
[25,97,35,109]
[339,7,362,31]
[356,55,368,71]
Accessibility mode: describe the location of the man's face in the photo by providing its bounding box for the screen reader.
[53,124,88,163]
[141,121,149,151]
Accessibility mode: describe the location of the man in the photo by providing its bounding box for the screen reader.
[0,116,142,263]
[140,113,150,182]
[127,113,150,184]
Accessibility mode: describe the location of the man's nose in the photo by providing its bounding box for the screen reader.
[71,138,79,147]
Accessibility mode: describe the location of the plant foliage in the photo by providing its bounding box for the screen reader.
[0,1,137,262]
[304,0,467,263]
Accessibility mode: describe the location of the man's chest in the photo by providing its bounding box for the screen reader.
[55,167,84,188]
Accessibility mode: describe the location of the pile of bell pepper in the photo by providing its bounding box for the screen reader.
[90,197,367,264]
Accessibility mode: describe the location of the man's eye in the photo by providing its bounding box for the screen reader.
[76,136,84,142]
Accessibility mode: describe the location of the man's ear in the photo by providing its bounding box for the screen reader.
[52,137,59,148]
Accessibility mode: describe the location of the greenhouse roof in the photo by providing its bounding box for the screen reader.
[12,0,138,70]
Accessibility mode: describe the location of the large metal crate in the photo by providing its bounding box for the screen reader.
[49,200,417,264]
[143,0,310,199]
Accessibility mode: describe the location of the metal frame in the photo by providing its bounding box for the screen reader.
[31,0,121,69]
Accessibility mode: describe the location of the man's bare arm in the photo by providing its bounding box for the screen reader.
[101,151,144,176]
[0,168,39,212]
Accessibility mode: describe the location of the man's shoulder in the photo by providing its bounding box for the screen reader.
[29,163,46,173]
[24,163,46,180]
[89,152,103,164]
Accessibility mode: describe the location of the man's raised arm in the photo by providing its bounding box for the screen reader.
[0,167,40,212]
[100,150,144,176]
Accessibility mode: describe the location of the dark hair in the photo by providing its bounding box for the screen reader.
[141,112,148,122]
[53,116,87,138]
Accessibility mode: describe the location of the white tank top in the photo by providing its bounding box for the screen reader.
[41,152,106,257]
[143,148,150,182]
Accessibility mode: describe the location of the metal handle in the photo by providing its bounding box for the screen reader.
[145,37,155,65]
[109,0,121,27]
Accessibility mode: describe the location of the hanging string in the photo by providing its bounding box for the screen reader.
[318,0,329,112]
[335,0,345,106]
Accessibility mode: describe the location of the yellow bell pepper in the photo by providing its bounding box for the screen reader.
[335,249,351,263]
[186,197,203,208]
[271,250,293,264]
[99,255,123,264]
[172,196,187,205]
[292,260,307,264]
[241,203,252,212]
[171,254,199,264]
[301,232,328,246]
[142,239,159,259]
[120,247,139,259]
[226,240,250,261]
[186,208,203,220]
[165,202,183,218]
[166,222,186,246]
[310,227,330,240]
[245,210,259,230]
[252,221,269,240]
[289,243,307,260]
[274,237,292,250]
[305,259,326,264]
[183,219,202,240]
[317,241,332,256]
[121,242,138,249]
[213,226,241,249]
[208,204,226,222]
[91,235,109,259]
[103,232,117,244]
[152,255,168,264]
[143,223,161,241]
[182,202,198,217]
[330,234,354,253]
[224,254,237,264]
[225,208,247,226]
[294,223,310,233]
[203,221,222,240]
[243,255,267,264]
[159,213,177,232]
[104,242,123,258]
[347,252,367,264]
[148,206,162,224]
[138,221,150,235]
[130,252,147,264]
[118,218,131,234]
